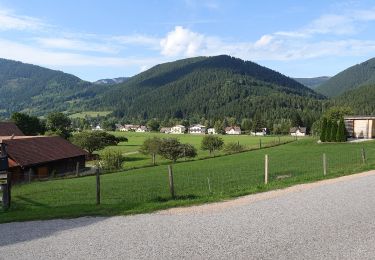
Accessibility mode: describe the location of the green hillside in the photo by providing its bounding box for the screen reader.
[0,58,107,117]
[316,58,375,97]
[90,55,324,124]
[294,76,330,89]
[335,84,375,115]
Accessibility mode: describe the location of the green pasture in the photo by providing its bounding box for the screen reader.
[69,111,112,119]
[101,131,295,169]
[1,138,374,223]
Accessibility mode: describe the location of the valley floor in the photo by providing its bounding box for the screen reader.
[1,170,375,259]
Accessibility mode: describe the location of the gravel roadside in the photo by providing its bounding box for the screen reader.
[1,170,375,259]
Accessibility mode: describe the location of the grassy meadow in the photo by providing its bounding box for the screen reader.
[100,131,295,169]
[69,111,112,119]
[1,138,374,223]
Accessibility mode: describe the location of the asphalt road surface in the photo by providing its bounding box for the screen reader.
[1,171,375,259]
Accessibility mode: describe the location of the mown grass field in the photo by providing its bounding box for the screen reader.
[69,111,112,119]
[100,132,295,169]
[1,138,374,223]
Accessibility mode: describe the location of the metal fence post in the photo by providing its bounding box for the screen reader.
[323,153,327,176]
[361,148,366,164]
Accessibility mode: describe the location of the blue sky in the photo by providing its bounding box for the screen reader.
[1,0,375,81]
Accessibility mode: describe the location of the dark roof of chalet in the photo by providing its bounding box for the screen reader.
[2,136,88,168]
[290,127,307,133]
[0,122,24,136]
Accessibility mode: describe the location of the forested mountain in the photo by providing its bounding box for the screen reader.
[89,55,325,127]
[93,77,130,85]
[294,76,330,89]
[316,58,375,97]
[334,84,375,115]
[0,58,106,117]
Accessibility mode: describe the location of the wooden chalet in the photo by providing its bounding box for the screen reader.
[0,122,88,182]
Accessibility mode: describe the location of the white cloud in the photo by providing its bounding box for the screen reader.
[0,8,45,31]
[112,34,160,47]
[160,26,221,57]
[0,38,162,67]
[254,35,273,48]
[34,37,117,53]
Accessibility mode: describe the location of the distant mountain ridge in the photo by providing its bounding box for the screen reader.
[88,55,324,124]
[0,58,107,117]
[294,76,330,89]
[0,55,326,127]
[316,57,375,97]
[93,77,130,85]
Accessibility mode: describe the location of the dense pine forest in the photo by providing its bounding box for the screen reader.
[316,57,375,97]
[87,55,325,129]
[0,58,107,117]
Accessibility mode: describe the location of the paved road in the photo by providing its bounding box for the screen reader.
[1,171,375,259]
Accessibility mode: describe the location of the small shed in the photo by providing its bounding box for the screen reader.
[344,116,375,139]
[2,136,87,182]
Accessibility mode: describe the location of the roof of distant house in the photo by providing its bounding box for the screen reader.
[3,136,88,168]
[0,122,25,136]
[225,126,241,131]
[290,127,307,133]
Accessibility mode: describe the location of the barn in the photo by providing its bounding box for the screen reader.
[0,122,88,182]
[344,116,375,139]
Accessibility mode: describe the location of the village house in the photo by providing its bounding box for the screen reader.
[115,124,124,131]
[121,124,140,131]
[207,128,217,134]
[170,125,186,134]
[189,124,206,134]
[344,116,375,139]
[290,127,307,136]
[136,125,148,132]
[92,125,103,131]
[160,127,171,134]
[225,126,241,135]
[251,128,268,136]
[0,122,87,182]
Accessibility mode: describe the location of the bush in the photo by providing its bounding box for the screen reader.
[100,149,125,171]
[201,135,224,156]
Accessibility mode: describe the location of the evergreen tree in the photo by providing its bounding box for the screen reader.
[331,121,338,142]
[336,118,347,142]
[320,118,327,142]
[325,120,332,142]
[291,112,303,127]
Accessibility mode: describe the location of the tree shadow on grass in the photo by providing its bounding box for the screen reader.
[151,194,199,202]
[15,196,51,208]
[124,157,145,162]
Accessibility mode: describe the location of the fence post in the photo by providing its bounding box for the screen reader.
[2,172,11,210]
[168,165,175,199]
[361,148,366,164]
[259,139,262,149]
[264,154,269,184]
[96,168,100,205]
[76,162,80,177]
[207,177,212,194]
[323,153,327,176]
